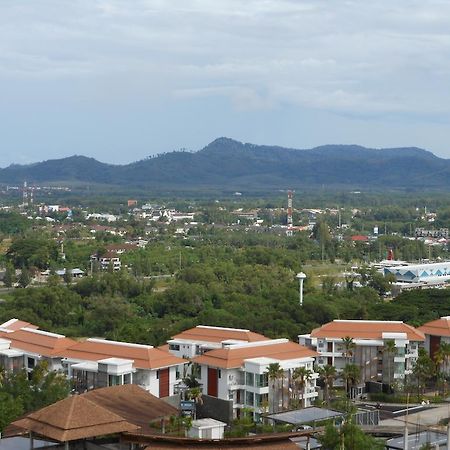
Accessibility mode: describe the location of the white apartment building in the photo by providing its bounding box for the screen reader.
[0,319,187,398]
[299,320,424,390]
[167,325,269,359]
[418,316,450,371]
[191,338,318,421]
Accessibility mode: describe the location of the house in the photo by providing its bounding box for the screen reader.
[191,338,318,421]
[167,325,269,359]
[299,320,424,391]
[61,338,187,397]
[418,316,450,363]
[91,251,122,271]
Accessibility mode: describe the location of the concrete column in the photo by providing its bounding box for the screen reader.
[29,432,34,450]
[403,423,408,450]
[447,423,450,450]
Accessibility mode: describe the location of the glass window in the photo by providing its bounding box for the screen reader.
[169,344,180,351]
[123,373,131,384]
[245,372,254,386]
[27,357,35,369]
[108,375,121,386]
[245,391,254,406]
[255,393,268,407]
[256,373,268,387]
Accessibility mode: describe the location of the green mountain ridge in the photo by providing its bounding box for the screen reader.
[0,138,449,191]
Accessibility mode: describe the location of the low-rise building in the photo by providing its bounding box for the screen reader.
[299,320,424,390]
[192,338,318,421]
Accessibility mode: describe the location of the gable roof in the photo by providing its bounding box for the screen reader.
[82,384,177,433]
[310,320,424,341]
[418,316,450,337]
[12,395,138,442]
[192,340,317,369]
[172,325,269,344]
[62,338,186,369]
[0,328,77,357]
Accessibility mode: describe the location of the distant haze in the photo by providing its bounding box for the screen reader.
[1,1,450,167]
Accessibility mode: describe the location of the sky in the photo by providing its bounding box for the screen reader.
[1,0,450,167]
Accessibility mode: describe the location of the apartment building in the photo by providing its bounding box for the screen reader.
[167,325,269,359]
[299,320,424,390]
[62,338,186,397]
[191,338,318,421]
[0,319,187,398]
[418,316,450,363]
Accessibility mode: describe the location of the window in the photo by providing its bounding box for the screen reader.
[123,373,131,384]
[255,393,269,407]
[191,363,201,378]
[27,357,35,369]
[169,344,180,351]
[245,372,254,387]
[108,375,121,386]
[255,373,268,388]
[218,369,221,379]
[245,391,254,406]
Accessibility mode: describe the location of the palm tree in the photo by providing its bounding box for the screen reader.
[293,366,313,408]
[439,342,450,374]
[383,339,396,392]
[341,364,360,401]
[266,363,284,413]
[318,365,336,407]
[341,336,356,365]
[188,387,203,419]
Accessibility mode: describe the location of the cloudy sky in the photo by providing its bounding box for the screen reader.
[1,0,450,166]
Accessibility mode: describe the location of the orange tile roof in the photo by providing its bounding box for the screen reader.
[62,339,186,370]
[192,340,317,369]
[0,328,77,357]
[0,318,39,331]
[418,316,450,337]
[310,320,424,341]
[172,326,269,344]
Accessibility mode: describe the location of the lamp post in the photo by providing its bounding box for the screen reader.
[296,272,306,306]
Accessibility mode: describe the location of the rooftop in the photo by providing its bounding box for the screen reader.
[171,325,269,345]
[62,338,185,370]
[418,316,450,337]
[310,320,424,341]
[192,340,317,369]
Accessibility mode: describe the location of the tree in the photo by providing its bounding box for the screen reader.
[3,264,15,288]
[293,366,313,408]
[266,362,283,413]
[18,268,31,288]
[0,392,23,433]
[412,348,435,401]
[341,364,361,401]
[383,339,396,392]
[341,336,356,365]
[318,365,337,407]
[188,387,203,419]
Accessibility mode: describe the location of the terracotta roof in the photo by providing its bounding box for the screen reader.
[62,339,186,369]
[172,326,269,344]
[192,340,317,369]
[82,384,178,433]
[310,320,425,341]
[418,316,450,337]
[12,395,138,442]
[0,318,39,331]
[0,328,77,357]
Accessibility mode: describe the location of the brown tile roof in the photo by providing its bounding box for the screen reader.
[12,395,138,442]
[0,328,77,357]
[418,316,450,337]
[62,338,186,369]
[310,320,424,341]
[192,340,317,369]
[172,326,269,344]
[0,318,39,331]
[82,384,178,433]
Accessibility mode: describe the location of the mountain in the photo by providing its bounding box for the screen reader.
[1,138,449,191]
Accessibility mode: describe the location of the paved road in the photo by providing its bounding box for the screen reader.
[380,403,450,428]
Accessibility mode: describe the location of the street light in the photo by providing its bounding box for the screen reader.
[296,272,306,306]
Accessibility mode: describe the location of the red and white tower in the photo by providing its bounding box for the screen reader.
[287,190,293,236]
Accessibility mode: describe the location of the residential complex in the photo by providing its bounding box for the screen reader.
[299,320,424,392]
